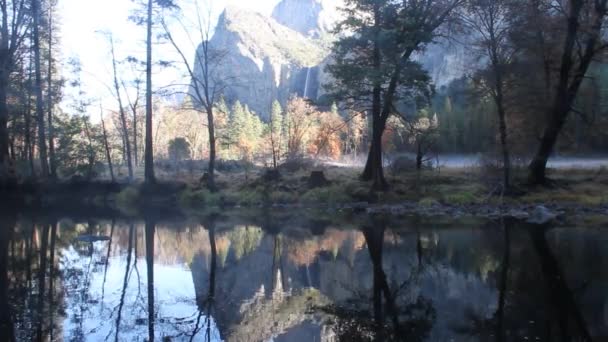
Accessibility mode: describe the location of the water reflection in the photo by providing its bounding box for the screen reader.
[0,211,605,341]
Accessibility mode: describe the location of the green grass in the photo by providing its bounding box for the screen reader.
[300,185,352,205]
[179,188,222,207]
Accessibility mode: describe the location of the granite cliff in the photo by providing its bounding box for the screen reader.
[197,0,470,119]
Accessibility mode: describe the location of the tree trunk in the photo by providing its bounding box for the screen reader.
[0,73,9,184]
[26,54,35,178]
[416,143,423,170]
[497,105,511,190]
[528,116,565,185]
[0,2,11,184]
[83,118,96,180]
[47,5,56,179]
[144,0,155,184]
[100,110,115,182]
[362,116,388,191]
[33,0,49,179]
[133,108,138,167]
[206,107,216,191]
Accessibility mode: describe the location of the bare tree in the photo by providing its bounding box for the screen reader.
[462,0,516,190]
[161,0,230,191]
[108,34,134,180]
[121,64,144,168]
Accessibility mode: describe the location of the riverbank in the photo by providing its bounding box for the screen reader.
[3,166,608,224]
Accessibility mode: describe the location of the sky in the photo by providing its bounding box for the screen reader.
[58,0,281,116]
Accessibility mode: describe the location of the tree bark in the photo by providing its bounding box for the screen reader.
[528,116,565,184]
[33,0,49,178]
[362,115,388,191]
[144,0,155,183]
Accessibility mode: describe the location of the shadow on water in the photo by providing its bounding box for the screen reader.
[0,208,605,341]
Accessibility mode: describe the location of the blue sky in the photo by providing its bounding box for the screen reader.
[58,0,281,115]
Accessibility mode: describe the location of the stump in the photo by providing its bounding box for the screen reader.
[262,169,281,182]
[308,170,329,188]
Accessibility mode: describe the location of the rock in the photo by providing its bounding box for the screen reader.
[194,0,471,121]
[505,209,530,220]
[347,202,369,213]
[527,205,558,224]
[203,6,328,118]
[390,205,408,215]
[77,235,110,243]
[272,0,344,37]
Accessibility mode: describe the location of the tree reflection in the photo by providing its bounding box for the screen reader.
[495,219,510,342]
[325,217,436,341]
[145,220,155,342]
[528,224,593,342]
[48,222,58,341]
[114,223,134,342]
[0,212,16,342]
[190,215,217,341]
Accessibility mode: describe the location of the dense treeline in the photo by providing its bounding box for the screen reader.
[1,0,608,193]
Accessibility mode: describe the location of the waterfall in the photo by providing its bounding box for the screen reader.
[303,67,311,98]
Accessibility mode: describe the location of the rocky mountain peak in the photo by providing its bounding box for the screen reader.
[271,0,344,37]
